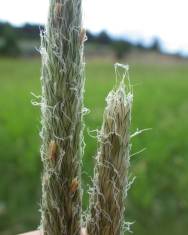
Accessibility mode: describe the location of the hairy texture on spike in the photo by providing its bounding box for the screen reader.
[40,0,85,234]
[87,81,132,235]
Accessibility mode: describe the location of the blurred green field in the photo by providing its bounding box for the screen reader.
[0,58,188,235]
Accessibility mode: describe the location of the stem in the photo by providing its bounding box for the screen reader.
[40,0,85,234]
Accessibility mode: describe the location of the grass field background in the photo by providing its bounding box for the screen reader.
[0,57,188,234]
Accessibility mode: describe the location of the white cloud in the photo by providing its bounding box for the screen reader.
[0,0,188,53]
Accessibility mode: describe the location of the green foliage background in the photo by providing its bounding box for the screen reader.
[0,58,187,234]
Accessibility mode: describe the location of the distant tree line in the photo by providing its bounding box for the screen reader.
[0,21,162,58]
[0,22,44,56]
[0,22,43,40]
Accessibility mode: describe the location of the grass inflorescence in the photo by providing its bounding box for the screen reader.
[40,0,85,234]
[87,66,133,235]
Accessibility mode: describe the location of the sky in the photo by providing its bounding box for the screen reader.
[0,0,188,54]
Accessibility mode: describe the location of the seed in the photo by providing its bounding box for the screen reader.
[54,3,63,18]
[49,140,57,161]
[80,28,87,44]
[70,178,79,193]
